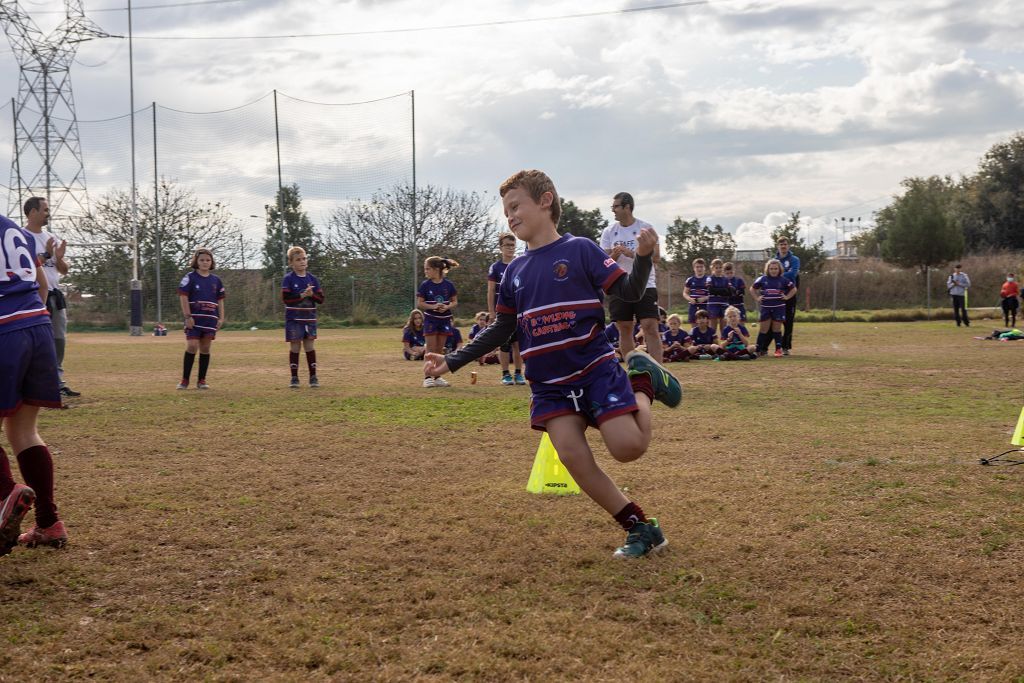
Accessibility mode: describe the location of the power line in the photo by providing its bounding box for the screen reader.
[121,0,716,41]
[31,0,244,13]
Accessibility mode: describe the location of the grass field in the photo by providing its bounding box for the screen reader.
[2,322,1023,681]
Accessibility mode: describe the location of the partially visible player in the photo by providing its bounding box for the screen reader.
[469,312,499,365]
[723,261,747,321]
[402,309,426,360]
[487,233,525,385]
[1000,273,1019,328]
[177,248,225,389]
[424,169,682,559]
[444,325,464,354]
[662,313,692,362]
[719,306,757,360]
[704,258,731,334]
[282,246,324,388]
[0,214,67,553]
[417,256,459,388]
[689,309,721,358]
[751,258,796,357]
[684,258,709,324]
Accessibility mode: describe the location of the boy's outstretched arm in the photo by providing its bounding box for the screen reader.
[425,312,518,376]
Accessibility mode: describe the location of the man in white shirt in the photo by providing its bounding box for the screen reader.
[600,192,663,362]
[24,197,79,398]
[946,264,971,327]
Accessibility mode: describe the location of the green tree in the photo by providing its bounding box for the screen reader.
[769,212,827,275]
[956,133,1024,250]
[557,198,606,241]
[664,217,736,270]
[262,183,319,276]
[877,176,963,270]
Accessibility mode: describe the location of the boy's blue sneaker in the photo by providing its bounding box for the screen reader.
[501,374,514,386]
[625,350,683,408]
[513,371,526,385]
[613,518,668,559]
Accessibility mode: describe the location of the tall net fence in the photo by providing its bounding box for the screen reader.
[3,90,417,327]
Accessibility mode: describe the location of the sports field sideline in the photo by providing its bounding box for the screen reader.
[2,322,1022,680]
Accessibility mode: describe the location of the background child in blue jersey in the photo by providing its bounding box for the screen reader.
[704,258,731,335]
[662,313,692,362]
[0,215,67,552]
[684,258,709,324]
[689,309,722,358]
[723,261,747,321]
[282,246,324,388]
[444,325,464,354]
[751,258,797,357]
[719,306,757,360]
[177,248,225,389]
[417,256,459,388]
[487,232,525,385]
[469,312,499,365]
[424,169,682,559]
[402,309,426,360]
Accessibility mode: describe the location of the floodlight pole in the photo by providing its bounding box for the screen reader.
[11,98,22,222]
[411,89,417,309]
[127,0,142,335]
[273,90,286,275]
[152,102,161,325]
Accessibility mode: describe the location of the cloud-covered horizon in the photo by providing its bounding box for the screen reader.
[1,0,1022,249]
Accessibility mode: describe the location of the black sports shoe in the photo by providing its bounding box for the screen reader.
[60,386,81,397]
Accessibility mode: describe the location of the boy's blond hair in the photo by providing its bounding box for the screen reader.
[667,313,682,324]
[499,170,561,224]
[287,246,306,262]
[724,305,741,320]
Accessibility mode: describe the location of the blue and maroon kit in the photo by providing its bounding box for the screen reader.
[417,278,457,336]
[720,324,750,351]
[662,328,690,362]
[705,274,731,319]
[727,275,747,320]
[402,325,425,360]
[604,322,620,347]
[689,325,717,348]
[444,327,463,353]
[685,275,709,323]
[0,216,60,415]
[752,275,793,322]
[494,234,638,430]
[282,271,324,341]
[178,271,225,339]
[488,259,520,347]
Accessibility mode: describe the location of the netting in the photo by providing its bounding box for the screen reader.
[3,90,414,327]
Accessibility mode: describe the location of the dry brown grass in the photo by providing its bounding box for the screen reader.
[2,323,1024,681]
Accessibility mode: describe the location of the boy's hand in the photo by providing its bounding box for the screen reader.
[184,316,195,330]
[301,284,314,298]
[423,353,450,378]
[634,227,658,257]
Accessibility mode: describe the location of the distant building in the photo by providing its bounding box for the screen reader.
[733,248,770,263]
[828,241,859,261]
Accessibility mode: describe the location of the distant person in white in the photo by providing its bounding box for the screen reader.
[24,197,79,398]
[600,192,662,362]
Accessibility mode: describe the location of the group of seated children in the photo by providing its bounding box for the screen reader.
[620,306,757,362]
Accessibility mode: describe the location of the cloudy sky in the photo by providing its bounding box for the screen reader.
[2,0,1023,249]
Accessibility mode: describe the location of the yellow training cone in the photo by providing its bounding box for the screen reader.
[1012,406,1024,447]
[526,433,580,495]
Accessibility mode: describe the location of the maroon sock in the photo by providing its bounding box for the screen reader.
[614,501,648,531]
[16,445,58,528]
[629,373,654,403]
[0,447,14,500]
[306,350,317,377]
[289,351,299,378]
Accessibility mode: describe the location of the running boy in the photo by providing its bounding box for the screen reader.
[0,214,67,552]
[424,170,682,559]
[487,233,525,385]
[282,246,324,388]
[751,258,796,357]
[684,258,709,324]
[177,248,225,389]
[417,257,459,388]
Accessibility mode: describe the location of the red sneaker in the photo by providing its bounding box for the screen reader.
[196,380,210,390]
[773,349,783,357]
[19,520,68,549]
[1,484,35,555]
